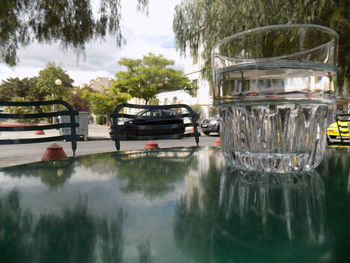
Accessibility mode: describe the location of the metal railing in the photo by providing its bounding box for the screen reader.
[110,103,200,151]
[0,100,78,156]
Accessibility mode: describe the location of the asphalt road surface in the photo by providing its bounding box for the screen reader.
[0,136,218,168]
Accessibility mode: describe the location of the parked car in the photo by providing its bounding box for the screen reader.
[109,108,185,138]
[327,115,350,140]
[201,116,220,135]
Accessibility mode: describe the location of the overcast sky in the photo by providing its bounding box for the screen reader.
[0,0,184,86]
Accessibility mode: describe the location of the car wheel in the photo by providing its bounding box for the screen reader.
[330,135,336,139]
[203,131,210,135]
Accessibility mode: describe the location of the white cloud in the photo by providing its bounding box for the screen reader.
[0,0,184,86]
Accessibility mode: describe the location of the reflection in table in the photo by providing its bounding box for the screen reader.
[0,146,350,262]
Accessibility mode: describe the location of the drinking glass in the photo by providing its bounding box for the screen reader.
[212,24,338,173]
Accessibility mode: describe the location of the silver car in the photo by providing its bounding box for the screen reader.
[200,116,220,135]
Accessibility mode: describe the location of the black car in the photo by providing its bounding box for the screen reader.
[109,108,185,138]
[201,116,220,135]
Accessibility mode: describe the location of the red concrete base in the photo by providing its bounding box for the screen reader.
[145,141,159,149]
[35,130,45,135]
[41,143,67,161]
[212,138,221,146]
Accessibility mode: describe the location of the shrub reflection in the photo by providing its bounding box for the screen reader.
[1,159,75,190]
[0,190,125,263]
[112,149,198,198]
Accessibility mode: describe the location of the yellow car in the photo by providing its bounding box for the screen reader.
[327,116,350,139]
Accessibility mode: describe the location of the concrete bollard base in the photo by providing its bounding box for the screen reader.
[41,143,67,161]
[35,130,45,135]
[212,138,221,146]
[145,141,159,149]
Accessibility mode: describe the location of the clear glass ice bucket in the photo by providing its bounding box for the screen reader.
[212,24,338,173]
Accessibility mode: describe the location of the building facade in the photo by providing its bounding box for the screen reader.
[89,77,112,92]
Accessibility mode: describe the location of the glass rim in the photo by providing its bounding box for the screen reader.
[211,24,339,61]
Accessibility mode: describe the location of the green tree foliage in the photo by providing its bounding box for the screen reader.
[0,77,37,101]
[81,88,129,124]
[190,104,202,119]
[36,62,74,101]
[111,53,196,105]
[65,86,92,112]
[0,0,149,66]
[0,77,49,123]
[6,97,46,124]
[173,0,350,93]
[0,63,74,122]
[0,62,74,103]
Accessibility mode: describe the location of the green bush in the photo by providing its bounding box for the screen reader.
[7,97,47,124]
[190,104,202,119]
[96,115,107,125]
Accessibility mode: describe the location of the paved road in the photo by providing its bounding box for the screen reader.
[0,124,219,168]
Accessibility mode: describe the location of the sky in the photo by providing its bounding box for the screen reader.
[0,0,184,86]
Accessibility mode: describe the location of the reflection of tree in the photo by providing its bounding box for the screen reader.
[2,159,75,190]
[174,156,222,262]
[217,169,327,262]
[317,148,350,263]
[76,152,119,174]
[217,27,329,63]
[138,240,152,263]
[2,147,197,199]
[113,149,198,198]
[0,190,33,263]
[174,162,329,262]
[317,148,350,188]
[0,190,125,263]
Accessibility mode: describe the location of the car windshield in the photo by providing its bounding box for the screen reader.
[338,115,350,121]
[136,109,179,117]
[136,109,161,117]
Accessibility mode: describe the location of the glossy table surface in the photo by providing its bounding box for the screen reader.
[0,146,350,263]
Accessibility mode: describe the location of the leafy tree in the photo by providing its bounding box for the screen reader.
[111,53,196,105]
[0,63,73,103]
[36,62,74,101]
[173,0,350,94]
[6,97,46,124]
[190,104,203,119]
[0,0,149,66]
[0,77,37,101]
[81,89,129,124]
[0,77,49,123]
[66,86,93,112]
